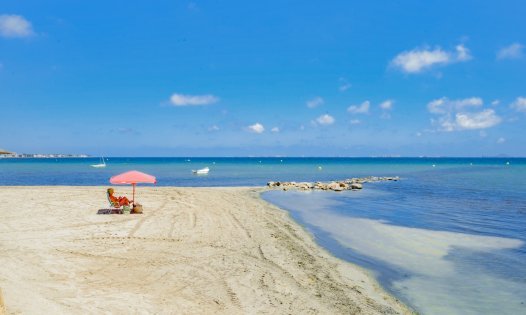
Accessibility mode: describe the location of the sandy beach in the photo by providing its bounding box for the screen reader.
[0,186,411,314]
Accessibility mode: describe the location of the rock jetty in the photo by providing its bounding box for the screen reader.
[266,176,399,192]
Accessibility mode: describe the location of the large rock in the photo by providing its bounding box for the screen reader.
[298,182,313,190]
[327,182,344,191]
[351,183,363,190]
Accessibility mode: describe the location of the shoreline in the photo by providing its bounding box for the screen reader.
[0,186,412,314]
[255,189,414,314]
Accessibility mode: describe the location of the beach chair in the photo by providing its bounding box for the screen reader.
[107,190,120,207]
[100,191,123,214]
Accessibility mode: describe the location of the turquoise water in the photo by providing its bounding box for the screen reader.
[1,157,523,186]
[1,157,525,314]
[262,160,526,315]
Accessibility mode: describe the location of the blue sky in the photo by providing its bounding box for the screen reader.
[0,0,525,156]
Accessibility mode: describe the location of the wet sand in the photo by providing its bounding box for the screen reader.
[0,186,412,314]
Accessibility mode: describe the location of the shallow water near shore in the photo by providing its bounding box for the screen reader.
[1,157,526,313]
[263,165,526,315]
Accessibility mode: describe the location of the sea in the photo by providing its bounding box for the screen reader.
[1,157,525,314]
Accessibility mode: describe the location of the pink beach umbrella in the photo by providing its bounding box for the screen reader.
[110,170,157,205]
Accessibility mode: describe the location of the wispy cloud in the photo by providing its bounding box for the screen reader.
[315,114,335,125]
[169,93,219,106]
[208,125,220,131]
[338,78,352,91]
[427,97,482,114]
[0,14,34,38]
[455,44,472,61]
[271,127,280,133]
[391,44,471,73]
[380,99,394,110]
[497,43,524,60]
[497,137,506,144]
[510,97,526,112]
[306,97,324,108]
[350,119,361,125]
[428,97,501,131]
[379,99,394,119]
[247,122,264,133]
[347,101,370,114]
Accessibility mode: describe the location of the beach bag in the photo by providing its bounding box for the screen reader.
[132,204,143,214]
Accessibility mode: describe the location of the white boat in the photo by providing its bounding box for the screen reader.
[192,167,209,175]
[91,157,106,168]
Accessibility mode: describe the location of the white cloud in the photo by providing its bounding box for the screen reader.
[391,44,471,73]
[380,99,394,110]
[427,97,482,114]
[208,125,220,131]
[315,114,335,125]
[248,122,264,134]
[497,43,524,60]
[491,99,500,106]
[455,44,472,61]
[510,97,526,112]
[455,110,501,130]
[0,15,33,38]
[391,47,450,73]
[169,93,219,106]
[428,97,501,131]
[436,109,501,131]
[350,119,361,125]
[339,78,352,91]
[347,101,370,114]
[306,97,324,108]
[497,137,506,144]
[271,127,280,133]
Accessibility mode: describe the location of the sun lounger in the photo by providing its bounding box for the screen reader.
[100,191,124,214]
[97,208,123,215]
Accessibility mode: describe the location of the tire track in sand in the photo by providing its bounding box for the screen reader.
[128,196,169,237]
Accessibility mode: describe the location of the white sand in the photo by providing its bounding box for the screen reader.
[0,186,411,314]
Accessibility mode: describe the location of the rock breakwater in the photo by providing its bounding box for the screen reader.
[267,176,399,192]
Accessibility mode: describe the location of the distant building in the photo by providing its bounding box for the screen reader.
[0,150,88,158]
[0,149,16,157]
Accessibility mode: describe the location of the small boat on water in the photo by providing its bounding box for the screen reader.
[91,157,107,168]
[192,167,209,175]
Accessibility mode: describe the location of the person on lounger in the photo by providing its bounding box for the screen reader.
[107,188,132,207]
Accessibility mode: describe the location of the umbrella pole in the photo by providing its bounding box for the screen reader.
[132,183,136,206]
